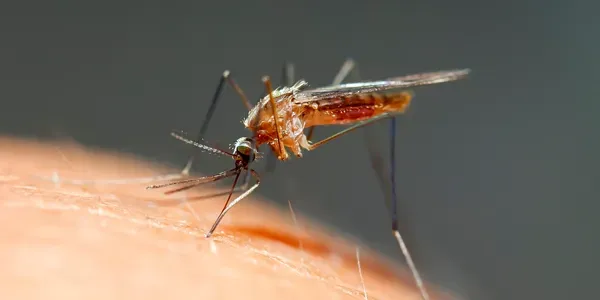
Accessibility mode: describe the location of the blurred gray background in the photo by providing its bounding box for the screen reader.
[0,1,597,300]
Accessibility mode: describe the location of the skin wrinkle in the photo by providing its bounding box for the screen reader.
[0,136,450,300]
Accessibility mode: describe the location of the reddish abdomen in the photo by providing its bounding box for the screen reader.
[303,92,412,127]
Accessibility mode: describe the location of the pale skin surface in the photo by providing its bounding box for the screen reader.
[0,136,454,300]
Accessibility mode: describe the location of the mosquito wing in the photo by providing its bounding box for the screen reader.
[294,69,470,103]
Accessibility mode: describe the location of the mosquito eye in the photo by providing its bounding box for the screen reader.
[237,146,251,155]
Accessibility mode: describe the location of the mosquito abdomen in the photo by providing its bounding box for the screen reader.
[304,91,413,127]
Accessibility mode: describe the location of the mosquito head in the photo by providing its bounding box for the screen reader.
[233,137,258,163]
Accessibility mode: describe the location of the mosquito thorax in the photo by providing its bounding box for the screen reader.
[233,137,257,162]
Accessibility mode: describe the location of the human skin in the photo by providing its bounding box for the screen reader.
[0,136,452,300]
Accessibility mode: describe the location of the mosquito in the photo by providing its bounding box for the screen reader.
[246,69,471,162]
[147,60,469,300]
[147,60,469,236]
[177,60,470,172]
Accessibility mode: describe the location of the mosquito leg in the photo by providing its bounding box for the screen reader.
[385,117,430,300]
[262,76,287,160]
[393,229,430,300]
[265,62,296,172]
[306,58,357,142]
[389,117,399,232]
[303,112,398,151]
[365,114,429,299]
[282,61,295,86]
[205,169,261,237]
[181,71,252,175]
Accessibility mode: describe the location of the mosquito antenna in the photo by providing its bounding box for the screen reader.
[171,132,236,158]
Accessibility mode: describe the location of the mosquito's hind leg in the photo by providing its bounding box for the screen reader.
[301,91,412,151]
[206,169,261,237]
[300,112,393,151]
[366,117,431,300]
[181,71,252,175]
[305,58,359,142]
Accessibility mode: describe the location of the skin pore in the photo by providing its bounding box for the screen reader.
[0,136,452,300]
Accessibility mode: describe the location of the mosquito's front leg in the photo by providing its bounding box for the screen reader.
[264,62,296,172]
[182,70,252,175]
[262,76,288,161]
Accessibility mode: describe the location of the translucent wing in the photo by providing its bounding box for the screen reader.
[294,69,470,103]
